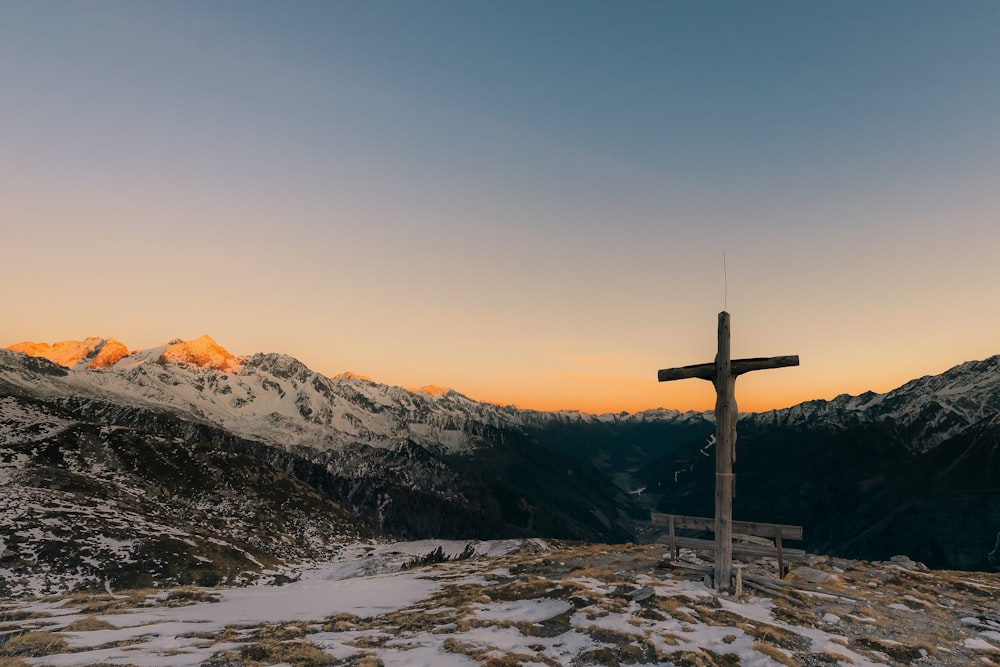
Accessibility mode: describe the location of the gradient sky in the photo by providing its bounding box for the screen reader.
[3,1,999,414]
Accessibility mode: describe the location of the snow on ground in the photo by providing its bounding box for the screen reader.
[63,574,435,644]
[3,541,999,666]
[0,397,73,448]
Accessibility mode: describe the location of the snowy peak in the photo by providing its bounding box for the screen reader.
[6,335,241,373]
[2,337,517,452]
[411,385,453,397]
[87,339,129,369]
[752,354,1000,453]
[156,335,241,372]
[334,371,375,382]
[5,337,129,370]
[6,331,1000,458]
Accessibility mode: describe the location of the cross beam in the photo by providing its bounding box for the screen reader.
[658,356,801,382]
[658,311,798,591]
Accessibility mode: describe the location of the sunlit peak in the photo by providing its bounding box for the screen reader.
[5,337,129,370]
[335,371,374,382]
[157,335,241,372]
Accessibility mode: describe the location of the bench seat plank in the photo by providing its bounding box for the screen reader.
[659,535,806,561]
[650,513,803,541]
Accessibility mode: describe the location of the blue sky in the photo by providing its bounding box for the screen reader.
[3,1,999,412]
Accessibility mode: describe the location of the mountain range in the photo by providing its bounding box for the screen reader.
[2,335,998,594]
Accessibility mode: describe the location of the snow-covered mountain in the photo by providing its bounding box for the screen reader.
[2,336,710,456]
[4,335,1000,575]
[6,336,130,370]
[750,355,1000,453]
[0,391,372,596]
[0,337,649,594]
[643,355,1000,571]
[1,336,517,453]
[8,335,999,459]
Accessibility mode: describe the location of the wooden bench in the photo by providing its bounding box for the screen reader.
[651,513,805,579]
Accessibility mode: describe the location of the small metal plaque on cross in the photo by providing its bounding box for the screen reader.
[658,311,798,590]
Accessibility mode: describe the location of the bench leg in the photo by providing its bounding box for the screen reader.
[775,530,785,579]
[669,515,677,560]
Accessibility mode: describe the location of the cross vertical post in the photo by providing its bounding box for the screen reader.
[713,311,736,590]
[657,311,798,591]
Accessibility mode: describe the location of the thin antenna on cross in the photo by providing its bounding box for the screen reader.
[723,251,728,311]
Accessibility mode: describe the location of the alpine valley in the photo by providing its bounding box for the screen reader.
[2,336,999,596]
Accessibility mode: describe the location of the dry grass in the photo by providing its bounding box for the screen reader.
[180,625,243,643]
[854,637,925,663]
[322,591,471,637]
[67,593,135,614]
[661,648,741,667]
[743,621,811,652]
[64,591,144,615]
[489,576,564,602]
[0,631,68,658]
[898,588,936,606]
[345,634,394,650]
[752,641,798,666]
[0,611,34,624]
[239,639,335,666]
[577,647,618,664]
[573,624,663,663]
[63,615,116,632]
[654,595,700,623]
[815,650,855,664]
[0,657,30,667]
[345,655,384,667]
[436,582,492,604]
[322,612,363,632]
[562,566,615,581]
[249,621,307,641]
[576,623,637,645]
[689,603,747,630]
[442,637,559,666]
[770,597,822,628]
[908,638,938,657]
[153,587,223,607]
[201,649,242,666]
[636,607,668,622]
[55,586,220,616]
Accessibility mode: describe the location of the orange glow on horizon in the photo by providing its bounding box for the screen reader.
[463,386,838,415]
[455,371,913,415]
[6,333,993,417]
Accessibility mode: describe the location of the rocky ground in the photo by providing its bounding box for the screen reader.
[1,540,998,666]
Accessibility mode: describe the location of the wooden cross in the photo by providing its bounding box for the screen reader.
[658,311,798,590]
